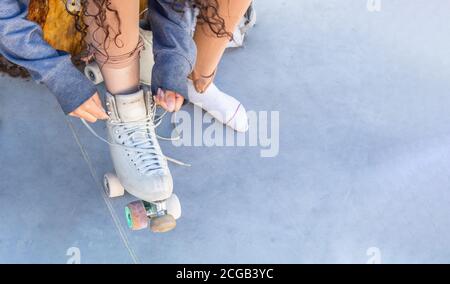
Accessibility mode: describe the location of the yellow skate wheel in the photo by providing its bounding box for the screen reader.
[150,214,176,233]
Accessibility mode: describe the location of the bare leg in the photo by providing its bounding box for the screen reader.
[84,0,141,94]
[192,0,252,92]
[187,0,252,132]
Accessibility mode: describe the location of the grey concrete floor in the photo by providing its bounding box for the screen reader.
[2,0,450,263]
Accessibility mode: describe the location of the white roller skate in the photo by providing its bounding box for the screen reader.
[85,88,182,233]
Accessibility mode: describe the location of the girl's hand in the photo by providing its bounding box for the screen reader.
[69,92,109,123]
[154,88,184,112]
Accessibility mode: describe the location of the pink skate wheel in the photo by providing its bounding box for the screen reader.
[125,201,148,230]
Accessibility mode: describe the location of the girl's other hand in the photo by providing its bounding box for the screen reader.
[154,88,184,112]
[69,92,109,123]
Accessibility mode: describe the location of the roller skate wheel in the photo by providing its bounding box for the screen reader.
[125,201,148,230]
[103,173,125,198]
[66,0,82,13]
[150,214,176,233]
[84,62,104,85]
[166,194,181,220]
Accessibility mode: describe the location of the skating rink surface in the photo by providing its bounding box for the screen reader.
[2,0,450,263]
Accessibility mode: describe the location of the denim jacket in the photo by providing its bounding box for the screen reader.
[0,0,196,114]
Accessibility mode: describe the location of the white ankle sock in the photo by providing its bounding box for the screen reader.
[187,80,249,132]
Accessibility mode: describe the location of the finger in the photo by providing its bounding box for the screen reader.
[155,88,169,111]
[174,93,184,112]
[83,97,109,120]
[91,93,104,110]
[164,90,176,112]
[70,109,97,123]
[69,110,97,123]
[154,91,161,105]
[68,112,77,118]
[91,93,108,118]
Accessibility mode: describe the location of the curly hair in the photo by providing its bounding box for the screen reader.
[66,0,123,60]
[0,0,233,78]
[68,0,232,53]
[175,0,232,38]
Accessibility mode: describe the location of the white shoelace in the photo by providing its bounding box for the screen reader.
[81,104,190,172]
